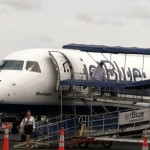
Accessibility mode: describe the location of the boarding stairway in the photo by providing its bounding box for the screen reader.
[14,116,79,149]
[79,109,150,137]
[61,85,150,110]
[14,107,150,149]
[14,79,150,148]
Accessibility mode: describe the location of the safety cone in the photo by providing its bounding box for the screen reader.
[142,135,148,150]
[58,127,64,150]
[2,122,11,150]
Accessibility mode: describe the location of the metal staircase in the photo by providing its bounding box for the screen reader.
[14,117,79,149]
[14,107,150,149]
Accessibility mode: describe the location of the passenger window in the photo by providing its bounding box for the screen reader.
[26,61,41,73]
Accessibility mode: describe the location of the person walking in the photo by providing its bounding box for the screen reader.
[20,110,35,148]
[92,61,106,81]
[92,61,106,95]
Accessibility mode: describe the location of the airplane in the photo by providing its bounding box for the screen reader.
[0,43,150,116]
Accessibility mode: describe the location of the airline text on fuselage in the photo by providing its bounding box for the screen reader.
[88,60,146,81]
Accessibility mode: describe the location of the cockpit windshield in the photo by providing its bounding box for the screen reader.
[26,61,41,73]
[0,60,24,70]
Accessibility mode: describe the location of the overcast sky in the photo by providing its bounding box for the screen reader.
[0,0,150,59]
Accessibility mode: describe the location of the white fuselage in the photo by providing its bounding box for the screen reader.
[0,48,150,112]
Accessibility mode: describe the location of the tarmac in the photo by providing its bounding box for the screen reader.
[0,132,148,150]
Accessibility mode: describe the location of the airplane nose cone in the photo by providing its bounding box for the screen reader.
[0,78,17,102]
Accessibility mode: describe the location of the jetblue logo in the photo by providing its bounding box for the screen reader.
[125,111,144,120]
[88,60,146,81]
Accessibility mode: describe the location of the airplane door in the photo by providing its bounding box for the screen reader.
[49,51,72,90]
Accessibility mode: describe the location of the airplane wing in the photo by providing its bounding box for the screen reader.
[60,79,150,89]
[63,43,150,55]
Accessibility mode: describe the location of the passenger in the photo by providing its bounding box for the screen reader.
[92,62,106,95]
[92,62,106,81]
[20,110,35,148]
